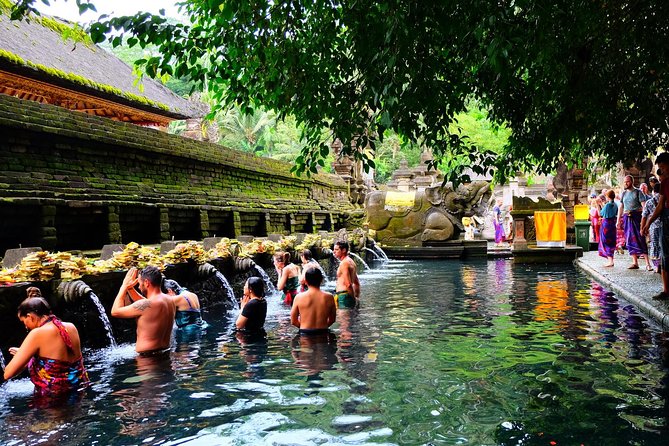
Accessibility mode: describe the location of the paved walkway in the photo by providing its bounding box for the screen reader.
[575,250,669,330]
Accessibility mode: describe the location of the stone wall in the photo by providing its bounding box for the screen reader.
[0,94,355,253]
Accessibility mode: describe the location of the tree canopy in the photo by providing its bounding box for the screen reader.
[13,0,669,183]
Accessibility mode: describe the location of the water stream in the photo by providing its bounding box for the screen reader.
[0,349,5,372]
[348,252,370,271]
[214,271,237,309]
[252,263,277,295]
[88,292,117,348]
[363,247,382,261]
[371,243,389,262]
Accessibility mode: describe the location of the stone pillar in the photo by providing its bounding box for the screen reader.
[232,211,242,238]
[328,213,335,232]
[40,205,57,251]
[108,205,122,244]
[159,207,170,241]
[200,209,210,239]
[264,212,272,236]
[289,213,296,234]
[311,212,317,233]
[510,212,529,251]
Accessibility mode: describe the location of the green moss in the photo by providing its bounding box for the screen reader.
[37,16,93,46]
[0,49,172,112]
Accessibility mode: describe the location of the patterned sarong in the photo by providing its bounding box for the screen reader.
[28,317,89,394]
[598,217,617,258]
[623,210,648,255]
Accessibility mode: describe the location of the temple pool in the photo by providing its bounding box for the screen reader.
[2,259,669,445]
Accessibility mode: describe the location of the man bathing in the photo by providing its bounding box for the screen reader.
[291,268,336,334]
[333,241,360,309]
[112,266,176,355]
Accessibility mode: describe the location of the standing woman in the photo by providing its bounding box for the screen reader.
[274,251,300,306]
[492,199,505,247]
[599,189,619,267]
[642,183,662,272]
[589,193,602,243]
[236,277,267,331]
[4,296,89,394]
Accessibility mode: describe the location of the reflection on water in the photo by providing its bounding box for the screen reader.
[2,260,669,444]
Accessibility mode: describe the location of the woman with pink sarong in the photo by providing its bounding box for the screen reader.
[492,199,505,246]
[3,295,89,396]
[599,190,618,267]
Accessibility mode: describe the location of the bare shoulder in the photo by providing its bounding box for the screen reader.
[132,298,152,311]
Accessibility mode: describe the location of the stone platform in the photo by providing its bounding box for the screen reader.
[382,240,487,260]
[512,245,583,263]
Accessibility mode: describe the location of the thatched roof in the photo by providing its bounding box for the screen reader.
[0,11,203,119]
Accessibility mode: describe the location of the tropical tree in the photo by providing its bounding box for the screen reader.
[217,106,276,154]
[12,0,669,183]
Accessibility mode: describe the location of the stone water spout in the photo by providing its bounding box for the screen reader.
[196,262,236,307]
[57,280,117,347]
[233,257,257,273]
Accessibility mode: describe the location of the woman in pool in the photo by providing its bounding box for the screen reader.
[163,279,206,329]
[274,251,300,306]
[298,249,323,292]
[4,296,89,394]
[236,277,267,331]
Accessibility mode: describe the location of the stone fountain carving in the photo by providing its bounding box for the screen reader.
[365,181,491,246]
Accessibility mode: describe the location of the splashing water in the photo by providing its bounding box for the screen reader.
[372,243,389,261]
[214,271,238,309]
[363,247,382,261]
[252,263,277,295]
[89,292,117,348]
[348,252,370,271]
[0,349,6,372]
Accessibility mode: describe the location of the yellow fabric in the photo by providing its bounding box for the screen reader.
[384,191,415,209]
[534,211,566,242]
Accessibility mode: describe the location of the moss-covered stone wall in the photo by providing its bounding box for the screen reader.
[0,94,355,252]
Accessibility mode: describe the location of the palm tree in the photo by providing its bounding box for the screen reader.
[217,106,276,154]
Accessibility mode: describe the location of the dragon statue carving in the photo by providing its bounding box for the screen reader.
[365,181,491,246]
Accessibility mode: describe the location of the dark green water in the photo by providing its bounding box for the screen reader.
[2,259,669,445]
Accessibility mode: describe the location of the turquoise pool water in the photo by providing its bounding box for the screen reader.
[1,259,669,445]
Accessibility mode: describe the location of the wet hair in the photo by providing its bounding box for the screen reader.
[300,249,313,261]
[654,183,661,194]
[246,276,265,298]
[649,176,658,185]
[17,296,52,317]
[304,267,324,288]
[163,279,183,295]
[139,266,163,287]
[335,241,349,252]
[606,190,616,200]
[26,286,42,298]
[656,152,669,165]
[273,251,290,264]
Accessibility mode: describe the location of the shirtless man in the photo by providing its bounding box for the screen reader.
[111,266,176,355]
[333,241,360,309]
[291,268,336,333]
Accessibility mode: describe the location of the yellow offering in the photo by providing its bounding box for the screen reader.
[534,210,566,247]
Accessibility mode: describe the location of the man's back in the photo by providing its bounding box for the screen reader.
[291,288,336,331]
[135,294,175,353]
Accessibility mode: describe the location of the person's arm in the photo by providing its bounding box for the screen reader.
[616,196,624,228]
[351,264,361,299]
[644,194,664,232]
[126,286,145,303]
[277,266,288,291]
[290,299,300,328]
[111,268,149,318]
[326,293,336,327]
[3,330,39,380]
[236,295,251,329]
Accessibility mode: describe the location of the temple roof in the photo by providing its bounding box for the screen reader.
[0,9,203,121]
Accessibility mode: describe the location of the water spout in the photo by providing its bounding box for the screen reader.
[251,262,277,295]
[363,247,382,261]
[58,280,117,347]
[371,242,389,262]
[196,263,237,307]
[349,252,370,271]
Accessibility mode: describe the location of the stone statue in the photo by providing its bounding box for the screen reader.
[365,181,491,246]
